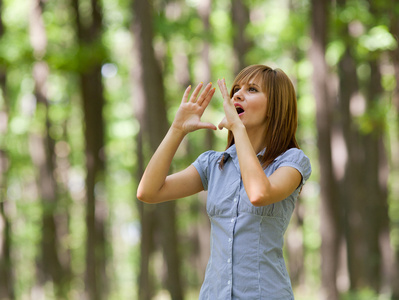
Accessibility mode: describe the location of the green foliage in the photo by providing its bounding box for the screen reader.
[340,288,391,300]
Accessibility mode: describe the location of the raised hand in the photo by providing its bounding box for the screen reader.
[171,82,217,134]
[217,78,243,131]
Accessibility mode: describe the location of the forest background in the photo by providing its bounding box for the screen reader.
[0,0,399,299]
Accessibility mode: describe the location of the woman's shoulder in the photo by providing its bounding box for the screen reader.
[276,147,309,161]
[273,147,312,181]
[193,149,225,168]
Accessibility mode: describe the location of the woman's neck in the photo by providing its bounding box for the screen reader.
[246,127,266,154]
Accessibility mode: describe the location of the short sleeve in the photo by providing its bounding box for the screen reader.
[274,148,312,186]
[192,151,215,191]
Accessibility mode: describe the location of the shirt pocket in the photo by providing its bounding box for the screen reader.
[207,175,240,216]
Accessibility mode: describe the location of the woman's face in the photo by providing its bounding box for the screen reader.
[231,78,268,132]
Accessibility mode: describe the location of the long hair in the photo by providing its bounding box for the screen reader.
[219,64,299,169]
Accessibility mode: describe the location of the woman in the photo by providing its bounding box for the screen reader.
[137,65,311,299]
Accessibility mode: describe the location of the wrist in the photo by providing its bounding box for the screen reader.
[169,124,188,138]
[230,122,246,135]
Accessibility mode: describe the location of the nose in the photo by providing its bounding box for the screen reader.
[233,90,243,101]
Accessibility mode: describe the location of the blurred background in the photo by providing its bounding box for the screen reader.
[0,0,398,299]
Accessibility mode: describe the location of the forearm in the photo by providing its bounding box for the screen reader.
[137,126,186,202]
[232,125,272,206]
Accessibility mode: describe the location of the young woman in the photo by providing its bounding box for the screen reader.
[137,65,311,299]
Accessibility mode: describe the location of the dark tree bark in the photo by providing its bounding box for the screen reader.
[0,152,12,300]
[71,0,108,298]
[389,4,399,297]
[362,59,389,291]
[231,0,251,74]
[337,45,364,291]
[131,0,183,299]
[310,0,341,299]
[198,0,212,83]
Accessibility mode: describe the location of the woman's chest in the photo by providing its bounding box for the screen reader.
[206,162,277,217]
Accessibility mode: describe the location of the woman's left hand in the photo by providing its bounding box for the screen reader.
[217,78,243,132]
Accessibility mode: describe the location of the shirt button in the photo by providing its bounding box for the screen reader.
[234,197,237,202]
[228,280,231,285]
[228,238,232,242]
[227,259,231,263]
[231,218,235,223]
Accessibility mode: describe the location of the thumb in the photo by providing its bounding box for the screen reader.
[198,122,217,131]
[218,117,227,130]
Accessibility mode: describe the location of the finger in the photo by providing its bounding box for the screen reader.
[197,122,217,131]
[197,82,213,106]
[189,82,204,103]
[217,78,229,101]
[199,87,216,108]
[181,85,192,104]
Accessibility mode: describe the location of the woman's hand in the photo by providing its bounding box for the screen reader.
[217,78,243,132]
[171,82,217,135]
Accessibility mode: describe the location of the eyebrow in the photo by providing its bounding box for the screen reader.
[248,83,260,88]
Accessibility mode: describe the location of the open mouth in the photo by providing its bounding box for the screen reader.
[234,104,245,116]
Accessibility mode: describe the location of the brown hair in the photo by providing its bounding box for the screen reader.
[219,64,299,169]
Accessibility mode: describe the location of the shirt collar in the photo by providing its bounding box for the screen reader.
[220,144,239,172]
[257,147,266,158]
[221,145,267,173]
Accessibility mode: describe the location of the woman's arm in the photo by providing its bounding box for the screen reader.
[217,79,301,206]
[137,82,216,204]
[229,124,301,206]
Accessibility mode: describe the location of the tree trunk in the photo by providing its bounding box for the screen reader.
[336,0,391,293]
[71,0,108,298]
[131,0,183,299]
[0,3,14,295]
[362,59,389,291]
[337,45,365,291]
[194,0,212,284]
[310,0,341,298]
[28,1,70,297]
[389,5,399,298]
[231,0,251,74]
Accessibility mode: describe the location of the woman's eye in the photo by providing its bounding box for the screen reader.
[233,87,240,93]
[249,87,258,92]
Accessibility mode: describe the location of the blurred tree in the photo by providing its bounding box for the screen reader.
[71,0,108,298]
[231,0,251,74]
[310,0,341,298]
[28,0,70,297]
[308,0,396,295]
[0,0,14,298]
[334,0,391,293]
[195,0,213,283]
[131,0,183,299]
[389,2,399,298]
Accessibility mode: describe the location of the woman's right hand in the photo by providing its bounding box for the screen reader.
[171,82,217,134]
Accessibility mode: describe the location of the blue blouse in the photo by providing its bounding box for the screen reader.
[192,145,311,300]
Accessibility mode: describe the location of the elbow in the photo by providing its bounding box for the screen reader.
[136,188,154,204]
[248,193,271,207]
[249,197,265,207]
[136,190,146,203]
